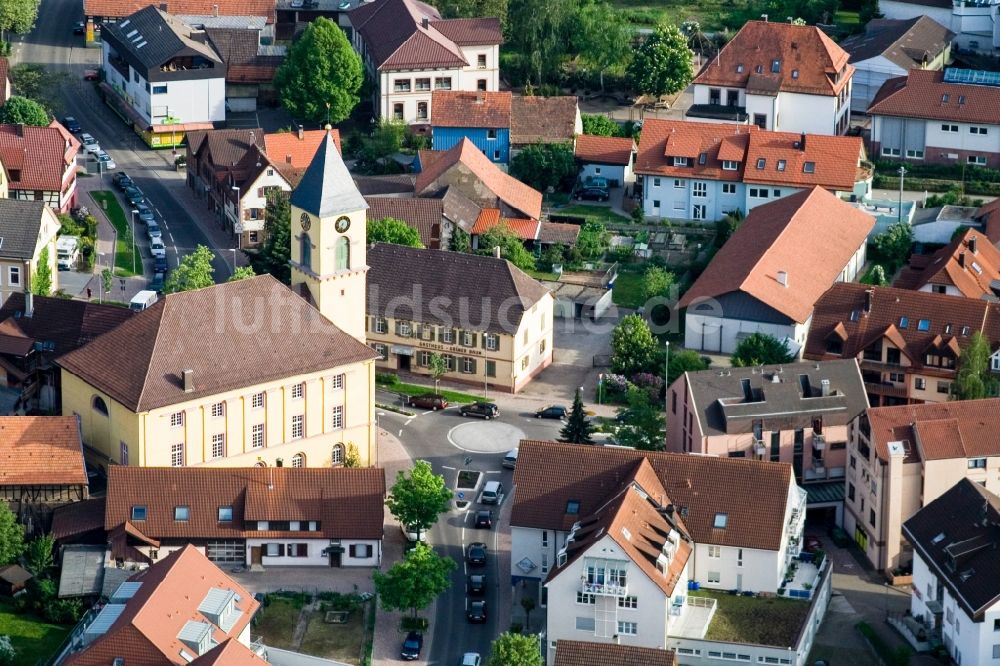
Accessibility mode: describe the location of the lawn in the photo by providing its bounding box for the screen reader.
[253,598,301,651]
[378,379,482,404]
[609,0,731,29]
[555,204,630,225]
[298,603,366,665]
[526,269,560,282]
[0,600,72,665]
[690,590,810,646]
[612,271,644,309]
[89,190,140,276]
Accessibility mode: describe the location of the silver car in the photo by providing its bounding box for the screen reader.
[95,150,116,170]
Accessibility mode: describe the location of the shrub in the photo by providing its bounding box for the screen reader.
[602,373,630,395]
[509,622,523,634]
[376,372,399,386]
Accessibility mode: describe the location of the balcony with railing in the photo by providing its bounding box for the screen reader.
[668,595,718,639]
[581,558,629,596]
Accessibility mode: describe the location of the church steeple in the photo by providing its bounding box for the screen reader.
[289,131,369,342]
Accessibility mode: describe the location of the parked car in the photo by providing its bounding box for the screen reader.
[73,21,85,35]
[502,448,518,469]
[400,631,423,661]
[148,272,165,294]
[83,69,99,81]
[134,202,155,223]
[154,255,168,273]
[803,535,822,553]
[575,186,610,202]
[466,542,487,566]
[466,600,487,623]
[408,393,448,410]
[460,402,499,419]
[62,116,81,133]
[481,480,503,505]
[400,523,427,543]
[474,510,492,529]
[535,405,568,419]
[124,186,144,206]
[113,172,133,190]
[95,151,116,170]
[460,654,481,666]
[466,574,486,596]
[79,133,100,154]
[147,222,162,240]
[149,238,166,258]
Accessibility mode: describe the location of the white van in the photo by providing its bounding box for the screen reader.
[56,236,79,270]
[502,448,518,469]
[481,480,503,504]
[129,290,159,312]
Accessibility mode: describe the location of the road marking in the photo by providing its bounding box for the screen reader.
[169,233,175,243]
[442,465,456,471]
[422,410,433,416]
[397,429,403,437]
[485,470,502,474]
[404,418,414,426]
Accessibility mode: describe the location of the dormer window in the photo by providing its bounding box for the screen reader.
[771,59,780,73]
[714,513,728,529]
[942,94,949,103]
[673,157,689,167]
[566,500,580,515]
[722,160,738,171]
[777,160,786,172]
[131,505,147,521]
[756,158,766,170]
[698,152,707,165]
[803,162,815,174]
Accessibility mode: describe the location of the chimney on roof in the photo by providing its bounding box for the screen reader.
[969,235,978,254]
[864,288,873,313]
[761,13,768,21]
[493,246,501,259]
[422,17,429,28]
[182,369,195,393]
[799,132,806,151]
[959,251,966,268]
[160,2,167,10]
[286,154,292,164]
[297,125,304,140]
[24,290,33,319]
[476,93,484,104]
[213,3,219,16]
[821,379,830,397]
[777,270,788,287]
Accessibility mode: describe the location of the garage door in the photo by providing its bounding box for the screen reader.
[227,97,257,113]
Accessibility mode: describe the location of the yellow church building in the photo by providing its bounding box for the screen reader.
[58,133,380,470]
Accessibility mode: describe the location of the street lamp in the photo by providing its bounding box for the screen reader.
[598,373,604,405]
[897,166,906,224]
[375,411,386,468]
[96,253,106,303]
[130,209,138,275]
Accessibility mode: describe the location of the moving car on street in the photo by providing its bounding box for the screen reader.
[459,402,499,419]
[62,116,81,133]
[466,600,487,623]
[535,405,568,419]
[466,542,487,566]
[474,510,492,529]
[466,574,486,596]
[408,393,448,410]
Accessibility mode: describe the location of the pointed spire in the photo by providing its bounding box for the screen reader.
[289,130,367,218]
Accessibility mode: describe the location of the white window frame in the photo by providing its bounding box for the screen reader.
[170,443,184,467]
[252,423,265,448]
[722,182,737,194]
[722,160,738,171]
[692,181,707,198]
[673,179,685,189]
[331,404,344,430]
[291,414,304,439]
[707,571,721,583]
[331,373,344,390]
[485,333,499,351]
[672,157,689,167]
[373,317,388,334]
[211,433,225,459]
[291,382,304,400]
[617,620,637,635]
[170,412,184,428]
[252,392,265,409]
[210,402,224,418]
[7,266,19,286]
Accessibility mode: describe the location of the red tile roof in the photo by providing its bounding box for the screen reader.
[471,211,539,240]
[554,641,677,666]
[51,498,106,542]
[190,638,269,665]
[63,545,260,666]
[510,96,580,144]
[431,90,511,128]
[0,416,86,487]
[865,398,1000,462]
[415,139,542,219]
[0,293,133,358]
[744,130,865,191]
[0,121,79,192]
[636,119,753,181]
[694,20,853,97]
[264,129,340,185]
[84,0,275,22]
[538,221,581,245]
[574,134,635,165]
[868,69,1000,125]
[894,229,1000,299]
[365,196,444,248]
[678,187,874,323]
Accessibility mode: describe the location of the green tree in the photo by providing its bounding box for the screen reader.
[101,268,113,295]
[611,313,657,376]
[627,23,693,97]
[274,17,362,124]
[954,331,997,400]
[256,190,291,284]
[23,534,53,575]
[509,142,577,192]
[227,266,256,281]
[31,246,52,295]
[488,632,542,666]
[438,0,509,31]
[358,120,406,174]
[731,332,794,367]
[343,443,362,468]
[368,217,424,248]
[714,210,743,247]
[451,227,470,253]
[0,0,40,38]
[581,114,622,137]
[871,222,913,273]
[373,542,456,618]
[476,223,536,271]
[0,635,15,666]
[519,596,536,631]
[666,348,709,384]
[574,2,633,93]
[615,386,665,450]
[0,504,24,566]
[165,245,216,293]
[10,63,65,114]
[0,95,49,126]
[507,0,576,84]
[428,352,448,394]
[559,388,593,444]
[642,265,675,302]
[576,221,610,259]
[386,460,452,543]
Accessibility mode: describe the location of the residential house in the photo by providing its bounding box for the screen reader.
[842,16,954,112]
[100,7,226,149]
[903,479,1000,665]
[365,197,446,249]
[0,416,88,503]
[635,119,870,221]
[844,398,1000,570]
[103,466,384,568]
[263,128,332,185]
[220,143,289,248]
[469,210,540,248]
[879,0,999,52]
[56,275,379,470]
[553,641,676,666]
[201,20,284,112]
[689,20,854,135]
[0,201,61,306]
[677,187,874,355]
[666,359,869,524]
[575,134,636,187]
[0,293,133,414]
[59,545,263,665]
[431,90,511,163]
[977,197,1000,243]
[0,121,79,212]
[348,0,502,123]
[894,228,1000,299]
[868,68,1000,168]
[804,283,1000,406]
[187,128,262,207]
[509,95,582,154]
[366,243,553,392]
[83,0,275,45]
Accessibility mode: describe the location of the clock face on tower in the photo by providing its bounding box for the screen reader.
[300,212,311,231]
[335,216,351,233]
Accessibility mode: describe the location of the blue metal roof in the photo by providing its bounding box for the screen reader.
[289,132,368,218]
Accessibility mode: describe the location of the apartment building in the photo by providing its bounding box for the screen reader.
[666,359,868,524]
[366,243,553,393]
[894,229,1000,299]
[635,120,870,222]
[879,0,998,52]
[904,479,1000,665]
[102,466,385,568]
[844,398,1000,570]
[689,20,854,135]
[868,68,1000,169]
[805,283,1000,406]
[677,188,874,355]
[0,201,60,306]
[349,0,502,124]
[0,121,77,212]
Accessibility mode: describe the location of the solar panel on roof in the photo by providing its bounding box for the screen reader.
[944,68,1000,87]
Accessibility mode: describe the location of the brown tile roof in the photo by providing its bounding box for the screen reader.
[510,96,580,144]
[538,221,581,245]
[84,0,275,22]
[0,416,86,487]
[868,69,1000,125]
[205,28,282,84]
[264,129,339,185]
[554,641,677,666]
[428,17,502,46]
[353,174,416,196]
[512,440,795,551]
[0,121,79,192]
[440,186,482,232]
[636,120,752,181]
[0,293,133,358]
[365,196,444,248]
[894,229,1000,299]
[842,16,954,70]
[865,398,1000,462]
[694,20,853,97]
[804,283,1000,370]
[471,212,539,240]
[189,128,264,183]
[63,545,260,666]
[678,187,874,323]
[415,139,542,219]
[367,243,550,335]
[744,130,865,191]
[431,90,511,128]
[105,466,386,540]
[56,275,377,413]
[574,134,635,166]
[52,497,106,542]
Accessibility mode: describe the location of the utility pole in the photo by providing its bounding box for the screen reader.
[897,166,906,224]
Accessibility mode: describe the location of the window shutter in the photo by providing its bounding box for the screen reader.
[277,544,286,557]
[470,333,478,348]
[470,359,477,375]
[349,545,358,558]
[364,544,373,558]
